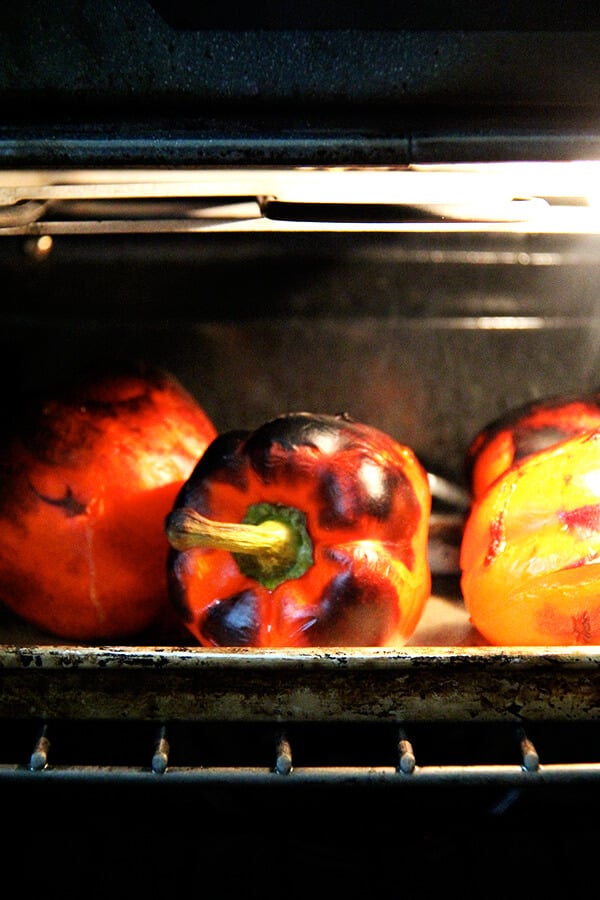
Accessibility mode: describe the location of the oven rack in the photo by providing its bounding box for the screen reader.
[1,719,600,790]
[0,645,599,799]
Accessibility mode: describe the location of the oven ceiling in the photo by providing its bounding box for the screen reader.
[2,2,600,166]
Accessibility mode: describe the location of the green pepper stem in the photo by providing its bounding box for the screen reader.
[165,506,297,569]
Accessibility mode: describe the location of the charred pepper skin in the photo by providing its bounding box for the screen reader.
[0,363,217,640]
[461,427,600,646]
[462,392,600,645]
[166,412,431,648]
[466,392,600,501]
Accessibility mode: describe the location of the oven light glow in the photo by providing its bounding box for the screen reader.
[452,317,549,330]
[23,234,53,259]
[4,162,600,234]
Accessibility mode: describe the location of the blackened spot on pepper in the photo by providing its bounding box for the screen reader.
[30,482,87,517]
[463,394,598,484]
[245,413,349,482]
[393,470,421,520]
[199,589,261,647]
[166,551,194,624]
[318,466,414,529]
[305,570,396,646]
[177,430,249,507]
[512,424,572,463]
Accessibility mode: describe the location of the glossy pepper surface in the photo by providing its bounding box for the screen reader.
[461,427,600,646]
[165,412,431,647]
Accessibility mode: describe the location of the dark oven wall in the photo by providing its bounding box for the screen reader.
[3,229,600,487]
[3,1,600,167]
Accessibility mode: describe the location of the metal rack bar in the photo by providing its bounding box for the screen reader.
[2,763,600,786]
[0,720,596,787]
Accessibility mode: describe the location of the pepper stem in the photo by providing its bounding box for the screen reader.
[166,506,295,560]
[165,503,316,590]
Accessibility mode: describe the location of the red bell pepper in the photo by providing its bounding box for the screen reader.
[0,363,217,640]
[165,412,431,647]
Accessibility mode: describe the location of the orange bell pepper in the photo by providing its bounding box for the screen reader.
[461,427,600,645]
[466,392,600,501]
[165,412,431,647]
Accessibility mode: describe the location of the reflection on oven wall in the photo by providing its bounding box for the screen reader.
[2,231,600,485]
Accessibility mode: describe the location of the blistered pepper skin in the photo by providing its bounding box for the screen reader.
[166,412,431,647]
[0,364,217,640]
[461,427,600,646]
[466,392,600,501]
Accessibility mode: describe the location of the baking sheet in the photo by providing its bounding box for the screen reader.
[0,577,484,649]
[2,580,600,723]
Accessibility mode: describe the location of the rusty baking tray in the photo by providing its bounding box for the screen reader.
[1,584,599,726]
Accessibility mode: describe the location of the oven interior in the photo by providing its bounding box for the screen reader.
[3,166,600,843]
[4,2,600,881]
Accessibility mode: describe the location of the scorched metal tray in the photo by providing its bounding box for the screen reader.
[0,587,598,725]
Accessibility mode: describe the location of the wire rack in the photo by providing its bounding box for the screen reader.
[1,644,599,795]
